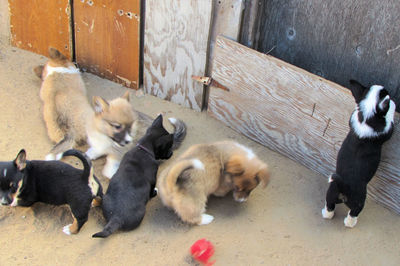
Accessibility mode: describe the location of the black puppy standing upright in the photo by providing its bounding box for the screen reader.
[93,114,176,238]
[322,80,396,228]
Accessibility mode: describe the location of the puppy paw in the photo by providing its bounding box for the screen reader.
[199,214,214,225]
[45,153,55,161]
[344,212,358,228]
[63,224,72,235]
[322,206,334,219]
[85,147,102,160]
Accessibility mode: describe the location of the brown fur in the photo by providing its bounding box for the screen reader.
[36,47,93,158]
[157,140,270,225]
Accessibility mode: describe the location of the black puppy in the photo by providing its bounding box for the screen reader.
[322,80,396,228]
[0,149,103,235]
[93,114,174,238]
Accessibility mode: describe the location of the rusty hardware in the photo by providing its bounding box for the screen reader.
[191,75,230,91]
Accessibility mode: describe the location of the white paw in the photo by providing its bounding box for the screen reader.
[322,205,334,219]
[55,153,63,160]
[102,161,119,179]
[45,154,55,161]
[200,214,214,225]
[63,224,72,235]
[344,212,358,228]
[85,147,102,160]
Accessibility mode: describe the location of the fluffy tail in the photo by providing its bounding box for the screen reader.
[92,218,121,238]
[164,159,203,193]
[168,118,187,150]
[62,149,92,180]
[46,134,75,160]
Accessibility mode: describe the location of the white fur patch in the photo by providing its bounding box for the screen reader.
[168,117,177,124]
[200,214,214,225]
[62,224,72,235]
[45,153,56,161]
[236,197,247,203]
[124,132,133,142]
[235,143,255,159]
[344,211,358,228]
[322,204,335,219]
[88,168,99,197]
[359,85,383,120]
[350,99,395,138]
[3,169,7,177]
[328,175,334,183]
[103,156,120,179]
[45,65,79,79]
[192,159,205,170]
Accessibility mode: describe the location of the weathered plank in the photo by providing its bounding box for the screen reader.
[208,36,400,214]
[9,0,72,59]
[257,0,400,112]
[74,0,140,89]
[144,0,212,111]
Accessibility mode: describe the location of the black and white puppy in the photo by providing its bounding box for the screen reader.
[0,149,103,235]
[322,80,396,228]
[92,114,174,238]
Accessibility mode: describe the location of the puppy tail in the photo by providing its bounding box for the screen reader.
[47,134,75,160]
[62,149,92,181]
[165,159,201,192]
[92,219,121,238]
[168,118,187,150]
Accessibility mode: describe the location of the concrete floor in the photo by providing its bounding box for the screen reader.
[0,42,399,265]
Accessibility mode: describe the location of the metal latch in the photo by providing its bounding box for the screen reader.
[191,75,230,91]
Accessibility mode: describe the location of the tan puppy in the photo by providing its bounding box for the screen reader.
[35,48,93,160]
[157,140,270,225]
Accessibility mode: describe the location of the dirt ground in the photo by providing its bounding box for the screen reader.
[0,42,399,266]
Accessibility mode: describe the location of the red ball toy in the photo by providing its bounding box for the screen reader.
[190,238,215,265]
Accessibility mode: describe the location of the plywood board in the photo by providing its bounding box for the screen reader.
[209,36,400,214]
[74,0,140,89]
[9,0,72,59]
[144,0,212,111]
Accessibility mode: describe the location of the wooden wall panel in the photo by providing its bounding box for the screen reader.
[257,0,400,112]
[9,0,72,59]
[144,0,212,111]
[209,36,400,214]
[74,0,140,89]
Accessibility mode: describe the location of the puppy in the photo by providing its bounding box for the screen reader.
[85,93,186,179]
[157,140,270,225]
[92,115,174,238]
[0,149,103,235]
[322,80,396,228]
[34,47,94,160]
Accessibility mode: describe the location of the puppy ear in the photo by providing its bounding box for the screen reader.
[48,47,66,60]
[93,96,109,114]
[225,155,245,176]
[152,114,163,127]
[122,90,130,102]
[256,164,270,188]
[349,80,367,104]
[14,149,26,171]
[33,65,44,80]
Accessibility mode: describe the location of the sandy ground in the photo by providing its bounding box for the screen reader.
[0,42,399,266]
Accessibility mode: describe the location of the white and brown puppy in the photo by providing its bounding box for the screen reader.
[157,140,270,225]
[86,94,186,179]
[34,47,93,160]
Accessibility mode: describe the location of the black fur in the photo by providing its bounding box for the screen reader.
[323,80,395,226]
[0,149,102,234]
[93,114,174,238]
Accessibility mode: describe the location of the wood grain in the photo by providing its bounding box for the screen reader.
[9,0,72,59]
[257,0,400,112]
[74,0,140,89]
[209,36,400,214]
[144,0,212,111]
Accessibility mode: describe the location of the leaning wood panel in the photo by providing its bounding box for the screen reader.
[208,36,400,214]
[144,0,212,111]
[74,0,140,89]
[9,0,72,59]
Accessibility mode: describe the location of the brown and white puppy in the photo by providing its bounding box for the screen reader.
[34,47,93,160]
[157,140,270,225]
[86,94,186,178]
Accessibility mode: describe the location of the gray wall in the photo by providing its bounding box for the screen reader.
[0,0,10,43]
[255,0,400,111]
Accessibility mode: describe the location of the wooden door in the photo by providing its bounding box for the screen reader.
[9,0,73,59]
[74,0,140,89]
[144,0,213,111]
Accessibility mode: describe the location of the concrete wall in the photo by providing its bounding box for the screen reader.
[0,0,10,43]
